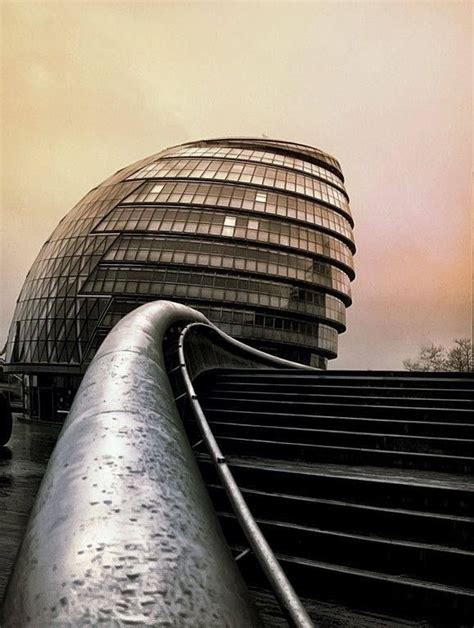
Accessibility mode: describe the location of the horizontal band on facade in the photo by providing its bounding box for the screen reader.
[118,180,355,250]
[126,159,352,223]
[177,137,345,180]
[92,213,355,276]
[93,260,352,305]
[155,151,349,199]
[79,268,347,330]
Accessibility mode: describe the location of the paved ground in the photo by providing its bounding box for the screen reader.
[0,415,61,600]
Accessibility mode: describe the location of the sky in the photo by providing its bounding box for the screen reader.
[0,0,472,369]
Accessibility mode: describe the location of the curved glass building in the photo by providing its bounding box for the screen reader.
[5,137,355,419]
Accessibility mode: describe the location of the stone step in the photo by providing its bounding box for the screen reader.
[208,381,474,400]
[236,548,474,624]
[219,512,474,589]
[207,434,474,472]
[204,419,474,456]
[196,456,474,517]
[203,395,474,422]
[202,408,474,438]
[206,483,474,550]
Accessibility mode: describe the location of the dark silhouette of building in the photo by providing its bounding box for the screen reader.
[4,137,355,419]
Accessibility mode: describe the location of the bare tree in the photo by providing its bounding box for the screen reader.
[403,344,447,372]
[444,338,473,372]
[403,338,473,372]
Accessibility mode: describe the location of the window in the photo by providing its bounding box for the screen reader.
[222,215,236,237]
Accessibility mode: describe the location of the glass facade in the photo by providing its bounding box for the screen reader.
[6,137,356,417]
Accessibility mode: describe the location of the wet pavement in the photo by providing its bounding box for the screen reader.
[0,415,61,600]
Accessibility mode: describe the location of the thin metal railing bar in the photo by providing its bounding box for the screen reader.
[177,324,315,628]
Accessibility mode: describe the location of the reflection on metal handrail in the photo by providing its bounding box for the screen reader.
[178,322,315,628]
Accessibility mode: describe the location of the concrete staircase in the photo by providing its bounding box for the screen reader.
[187,369,474,626]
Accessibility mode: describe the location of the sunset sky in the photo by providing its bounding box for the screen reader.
[1,1,472,369]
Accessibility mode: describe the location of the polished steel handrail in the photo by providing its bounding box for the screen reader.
[178,322,315,628]
[2,300,314,626]
[2,301,260,627]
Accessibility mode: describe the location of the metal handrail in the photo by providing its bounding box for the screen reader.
[2,301,261,627]
[178,322,315,628]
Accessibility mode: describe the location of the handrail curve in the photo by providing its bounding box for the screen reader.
[2,300,316,626]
